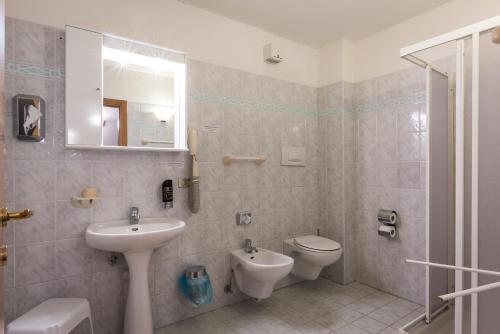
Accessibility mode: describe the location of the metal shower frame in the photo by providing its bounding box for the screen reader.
[400,14,500,334]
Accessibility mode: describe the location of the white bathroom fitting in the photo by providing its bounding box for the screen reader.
[7,298,93,334]
[230,248,294,299]
[284,235,342,280]
[85,217,185,334]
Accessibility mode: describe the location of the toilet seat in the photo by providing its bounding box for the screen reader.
[294,235,341,252]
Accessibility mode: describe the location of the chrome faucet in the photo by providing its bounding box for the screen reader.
[129,207,140,225]
[244,238,258,254]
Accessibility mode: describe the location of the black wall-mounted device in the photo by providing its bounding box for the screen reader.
[162,179,173,209]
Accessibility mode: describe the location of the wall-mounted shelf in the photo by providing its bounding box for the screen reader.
[223,155,266,166]
[71,197,98,208]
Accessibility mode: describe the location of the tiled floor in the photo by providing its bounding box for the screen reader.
[157,278,424,334]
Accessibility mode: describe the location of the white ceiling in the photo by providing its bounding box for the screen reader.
[178,0,451,48]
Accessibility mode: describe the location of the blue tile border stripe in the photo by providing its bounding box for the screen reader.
[190,90,426,117]
[6,62,65,80]
[188,91,318,116]
[5,62,426,117]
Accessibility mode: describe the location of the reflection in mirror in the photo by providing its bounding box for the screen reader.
[65,26,186,151]
[103,36,180,148]
[103,98,127,146]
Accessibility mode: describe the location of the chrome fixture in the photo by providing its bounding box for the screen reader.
[244,238,258,254]
[236,211,252,225]
[129,207,140,225]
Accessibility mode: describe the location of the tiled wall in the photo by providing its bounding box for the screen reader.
[317,82,358,286]
[3,18,322,333]
[316,68,429,304]
[126,102,175,147]
[353,68,427,304]
[3,15,436,333]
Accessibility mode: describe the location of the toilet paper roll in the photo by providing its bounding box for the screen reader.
[377,209,397,225]
[378,225,397,238]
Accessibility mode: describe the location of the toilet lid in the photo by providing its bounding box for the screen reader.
[294,235,341,251]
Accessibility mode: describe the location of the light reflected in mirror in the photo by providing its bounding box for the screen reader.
[102,37,181,148]
[65,26,186,151]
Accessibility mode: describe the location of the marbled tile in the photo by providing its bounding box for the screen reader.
[187,60,224,96]
[92,304,125,334]
[14,200,55,244]
[56,238,92,277]
[15,241,56,285]
[15,279,65,317]
[398,189,425,218]
[180,219,223,255]
[5,17,14,63]
[55,29,65,68]
[152,237,181,263]
[155,258,182,295]
[377,135,397,162]
[5,288,15,323]
[358,111,377,138]
[199,162,223,192]
[14,131,56,161]
[397,132,420,162]
[64,274,93,301]
[316,311,349,331]
[55,200,91,239]
[14,160,55,201]
[377,161,398,188]
[91,161,124,197]
[122,161,155,197]
[14,19,56,66]
[4,17,435,331]
[92,197,128,223]
[335,324,370,334]
[91,270,126,308]
[197,128,223,162]
[153,290,188,328]
[397,162,422,189]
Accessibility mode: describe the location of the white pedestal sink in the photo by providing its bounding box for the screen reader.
[85,217,185,334]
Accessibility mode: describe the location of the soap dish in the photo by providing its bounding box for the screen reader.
[71,197,98,208]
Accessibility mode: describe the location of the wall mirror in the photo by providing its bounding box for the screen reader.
[65,26,187,151]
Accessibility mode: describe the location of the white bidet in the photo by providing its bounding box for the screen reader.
[230,248,294,299]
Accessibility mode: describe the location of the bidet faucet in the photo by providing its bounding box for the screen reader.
[129,207,140,225]
[244,238,258,254]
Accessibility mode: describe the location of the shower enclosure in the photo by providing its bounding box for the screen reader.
[399,15,500,334]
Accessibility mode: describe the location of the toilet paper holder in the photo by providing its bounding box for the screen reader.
[377,209,398,226]
[377,209,398,239]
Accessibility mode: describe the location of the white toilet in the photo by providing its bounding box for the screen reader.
[284,235,342,280]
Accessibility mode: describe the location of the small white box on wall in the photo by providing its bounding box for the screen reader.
[281,146,306,166]
[263,44,284,64]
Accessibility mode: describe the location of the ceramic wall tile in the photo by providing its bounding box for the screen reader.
[3,17,430,331]
[15,241,57,285]
[14,200,55,244]
[14,19,56,67]
[56,238,93,277]
[14,160,55,201]
[55,200,92,239]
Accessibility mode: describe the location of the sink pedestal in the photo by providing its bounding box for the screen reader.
[124,250,153,334]
[85,218,186,334]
